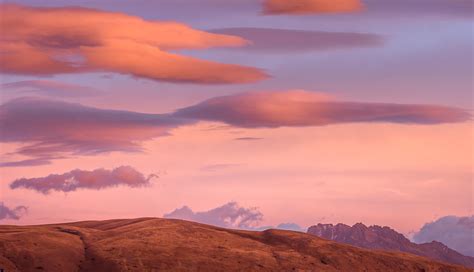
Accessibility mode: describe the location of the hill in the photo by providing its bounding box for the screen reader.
[0,218,470,271]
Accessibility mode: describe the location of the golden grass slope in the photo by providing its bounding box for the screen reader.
[0,218,470,271]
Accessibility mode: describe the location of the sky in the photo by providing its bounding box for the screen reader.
[0,0,472,237]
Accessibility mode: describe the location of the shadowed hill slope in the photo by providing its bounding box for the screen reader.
[0,218,470,271]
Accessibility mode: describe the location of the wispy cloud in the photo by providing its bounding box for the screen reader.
[234,137,264,141]
[0,4,267,84]
[10,166,158,194]
[364,0,473,19]
[200,164,242,172]
[210,28,382,53]
[1,80,101,97]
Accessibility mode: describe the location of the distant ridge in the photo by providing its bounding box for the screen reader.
[307,222,474,269]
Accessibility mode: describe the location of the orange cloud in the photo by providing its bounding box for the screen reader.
[262,0,363,15]
[0,4,267,84]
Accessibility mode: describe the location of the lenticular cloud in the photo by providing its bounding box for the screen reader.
[0,4,267,84]
[1,91,470,167]
[174,90,471,128]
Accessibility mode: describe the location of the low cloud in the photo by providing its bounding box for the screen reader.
[413,215,474,257]
[1,80,101,97]
[0,97,189,166]
[164,202,305,232]
[257,223,306,232]
[276,223,306,232]
[262,0,362,15]
[0,202,28,220]
[174,90,471,128]
[164,202,263,229]
[10,166,158,194]
[0,4,267,84]
[211,28,382,53]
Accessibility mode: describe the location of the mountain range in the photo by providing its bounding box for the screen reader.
[307,222,474,269]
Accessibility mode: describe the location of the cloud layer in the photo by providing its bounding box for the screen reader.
[364,0,474,19]
[0,202,28,220]
[211,28,382,53]
[10,166,157,194]
[0,4,266,84]
[1,80,100,97]
[413,215,474,257]
[262,0,472,17]
[262,0,362,15]
[0,97,189,166]
[1,91,470,166]
[164,202,263,229]
[174,90,471,128]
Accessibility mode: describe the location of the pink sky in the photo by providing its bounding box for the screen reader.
[0,1,472,236]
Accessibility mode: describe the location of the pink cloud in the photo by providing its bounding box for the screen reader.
[1,91,469,166]
[0,4,267,84]
[262,0,363,15]
[174,90,471,128]
[10,166,158,194]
